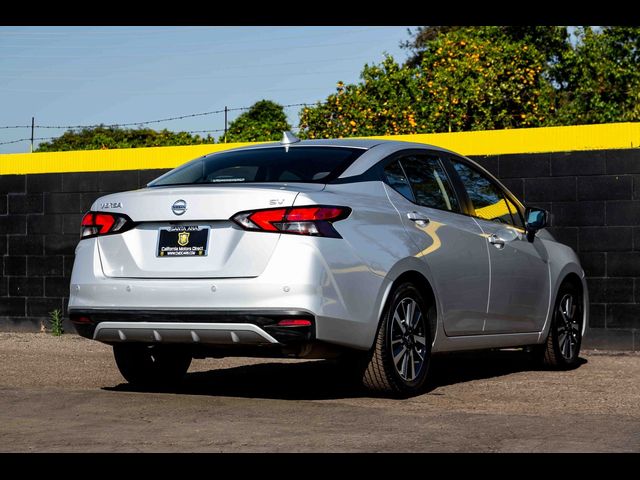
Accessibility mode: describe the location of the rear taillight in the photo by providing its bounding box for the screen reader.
[80,211,133,239]
[231,205,351,238]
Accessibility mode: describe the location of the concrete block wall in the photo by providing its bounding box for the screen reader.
[471,149,640,350]
[1,148,639,349]
[0,169,168,331]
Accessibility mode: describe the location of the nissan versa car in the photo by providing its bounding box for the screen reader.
[69,134,588,396]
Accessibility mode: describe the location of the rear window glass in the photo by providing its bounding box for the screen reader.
[148,146,365,186]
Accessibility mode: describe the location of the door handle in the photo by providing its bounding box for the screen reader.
[407,211,430,226]
[488,233,505,249]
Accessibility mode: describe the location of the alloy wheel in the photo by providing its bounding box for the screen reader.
[390,297,428,382]
[557,293,581,361]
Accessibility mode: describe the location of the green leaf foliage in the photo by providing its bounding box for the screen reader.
[299,57,423,138]
[36,126,213,152]
[402,26,569,67]
[223,100,291,143]
[553,26,640,125]
[300,26,640,138]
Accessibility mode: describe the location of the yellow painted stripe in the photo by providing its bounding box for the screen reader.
[0,142,265,176]
[1,122,639,175]
[367,122,640,156]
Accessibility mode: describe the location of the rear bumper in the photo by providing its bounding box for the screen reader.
[69,235,388,350]
[69,309,314,346]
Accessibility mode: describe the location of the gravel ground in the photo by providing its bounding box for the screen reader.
[0,332,638,452]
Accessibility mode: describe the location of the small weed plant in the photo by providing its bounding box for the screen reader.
[48,309,64,336]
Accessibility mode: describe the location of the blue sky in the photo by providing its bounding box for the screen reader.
[0,26,415,153]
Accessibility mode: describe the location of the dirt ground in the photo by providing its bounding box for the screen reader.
[0,332,638,452]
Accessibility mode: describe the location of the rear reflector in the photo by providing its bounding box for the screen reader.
[277,319,312,327]
[70,315,91,324]
[231,205,351,238]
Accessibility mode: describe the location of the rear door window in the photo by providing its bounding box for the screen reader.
[450,159,523,227]
[383,160,415,202]
[399,154,460,212]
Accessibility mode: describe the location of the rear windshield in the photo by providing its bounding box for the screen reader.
[148,146,365,186]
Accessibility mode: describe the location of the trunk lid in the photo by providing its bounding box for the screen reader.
[93,183,324,278]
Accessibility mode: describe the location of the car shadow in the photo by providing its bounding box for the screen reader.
[105,359,365,400]
[103,350,587,401]
[425,349,587,392]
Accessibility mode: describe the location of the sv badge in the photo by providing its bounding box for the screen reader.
[269,199,285,206]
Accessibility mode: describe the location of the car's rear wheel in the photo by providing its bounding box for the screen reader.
[535,281,583,369]
[113,343,192,387]
[362,282,432,397]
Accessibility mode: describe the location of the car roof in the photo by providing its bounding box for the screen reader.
[214,137,457,154]
[222,138,386,150]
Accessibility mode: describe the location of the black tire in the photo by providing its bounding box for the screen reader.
[362,282,432,397]
[113,343,192,387]
[535,281,583,369]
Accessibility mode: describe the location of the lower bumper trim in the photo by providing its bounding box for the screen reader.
[94,321,279,345]
[70,309,315,345]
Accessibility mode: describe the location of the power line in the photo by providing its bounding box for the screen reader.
[0,27,380,48]
[283,103,317,108]
[185,129,225,134]
[1,39,378,60]
[0,101,325,149]
[0,27,210,36]
[0,136,56,146]
[33,108,237,129]
[0,138,29,145]
[0,102,320,131]
[0,55,367,79]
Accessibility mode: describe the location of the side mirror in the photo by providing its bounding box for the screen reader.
[525,207,548,242]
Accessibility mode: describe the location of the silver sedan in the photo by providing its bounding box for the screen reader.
[68,134,588,396]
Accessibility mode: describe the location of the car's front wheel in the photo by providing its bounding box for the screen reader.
[362,282,432,397]
[113,343,192,387]
[535,281,583,368]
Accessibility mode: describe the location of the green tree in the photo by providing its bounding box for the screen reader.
[299,56,422,138]
[223,100,291,142]
[401,26,464,67]
[300,26,640,137]
[300,27,555,137]
[36,125,212,152]
[553,26,640,125]
[402,26,569,68]
[415,28,555,132]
